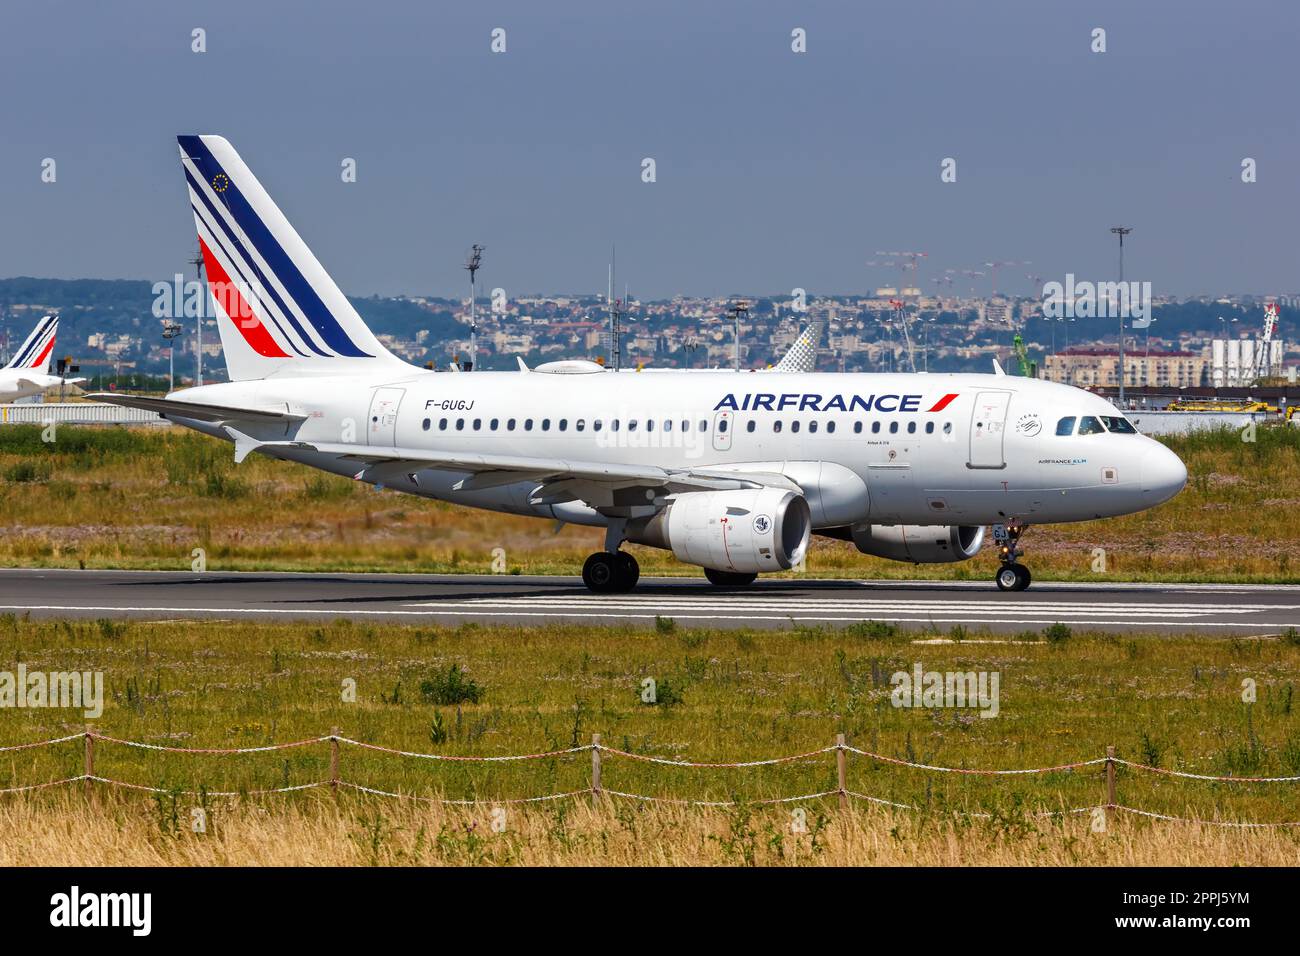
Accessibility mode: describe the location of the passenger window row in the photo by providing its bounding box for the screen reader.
[419,416,950,437]
[420,417,712,433]
[762,419,943,436]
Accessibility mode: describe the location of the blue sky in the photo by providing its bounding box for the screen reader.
[1,0,1295,298]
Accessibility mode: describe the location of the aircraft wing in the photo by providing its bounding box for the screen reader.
[250,439,801,505]
[88,393,308,424]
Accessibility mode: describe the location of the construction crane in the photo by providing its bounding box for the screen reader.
[1011,333,1037,378]
[1251,302,1280,383]
[874,251,927,297]
[959,269,986,295]
[890,298,917,373]
[983,260,1030,298]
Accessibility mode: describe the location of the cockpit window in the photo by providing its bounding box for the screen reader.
[1055,416,1076,436]
[1100,416,1136,434]
[1077,415,1105,435]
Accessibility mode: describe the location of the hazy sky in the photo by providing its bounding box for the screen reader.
[1,0,1296,299]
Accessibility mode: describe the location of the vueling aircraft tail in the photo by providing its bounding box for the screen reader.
[4,314,58,373]
[773,319,821,373]
[177,135,413,382]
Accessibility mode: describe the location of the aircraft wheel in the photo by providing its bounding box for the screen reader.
[995,563,1031,592]
[704,568,758,587]
[582,552,617,593]
[615,552,640,591]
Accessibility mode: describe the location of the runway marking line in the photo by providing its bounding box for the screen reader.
[0,604,1293,629]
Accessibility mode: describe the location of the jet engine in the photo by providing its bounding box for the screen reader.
[629,488,811,574]
[836,524,985,564]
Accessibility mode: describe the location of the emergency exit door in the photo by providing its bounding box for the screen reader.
[712,410,733,451]
[968,391,1010,468]
[367,387,405,445]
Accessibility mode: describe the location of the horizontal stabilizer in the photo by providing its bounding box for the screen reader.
[87,393,307,424]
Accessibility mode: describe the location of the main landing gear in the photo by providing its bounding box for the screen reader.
[992,522,1032,592]
[582,518,641,593]
[582,551,639,593]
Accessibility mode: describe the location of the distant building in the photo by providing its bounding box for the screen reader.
[1042,348,1206,388]
[1205,339,1286,386]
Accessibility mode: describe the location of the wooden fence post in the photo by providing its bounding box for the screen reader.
[591,733,602,808]
[836,733,847,811]
[1105,745,1117,822]
[83,726,95,800]
[329,727,340,796]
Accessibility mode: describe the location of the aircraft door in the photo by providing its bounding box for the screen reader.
[367,387,405,446]
[968,391,1010,469]
[712,410,733,451]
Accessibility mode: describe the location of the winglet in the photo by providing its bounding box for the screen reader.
[992,358,1006,376]
[516,356,530,372]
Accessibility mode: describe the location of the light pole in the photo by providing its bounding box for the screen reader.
[727,301,749,371]
[163,321,183,392]
[1110,226,1132,405]
[464,244,483,371]
[189,243,205,387]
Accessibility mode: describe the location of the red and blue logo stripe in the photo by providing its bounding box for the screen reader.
[178,135,373,359]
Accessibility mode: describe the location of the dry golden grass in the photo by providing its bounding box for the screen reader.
[0,793,1295,866]
[0,423,1296,581]
[0,616,1297,866]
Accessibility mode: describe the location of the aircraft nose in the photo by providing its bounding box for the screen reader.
[1139,442,1187,504]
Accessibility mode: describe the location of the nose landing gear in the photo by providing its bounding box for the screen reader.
[992,522,1032,592]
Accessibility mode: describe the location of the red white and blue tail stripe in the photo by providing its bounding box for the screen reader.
[4,314,58,373]
[177,135,409,381]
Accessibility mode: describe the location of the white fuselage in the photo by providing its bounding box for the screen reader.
[169,368,1187,532]
[0,370,63,403]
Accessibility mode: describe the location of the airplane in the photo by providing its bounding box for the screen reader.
[0,314,84,401]
[94,135,1187,593]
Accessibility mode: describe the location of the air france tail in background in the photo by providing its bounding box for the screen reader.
[5,314,57,374]
[0,314,81,401]
[177,135,411,381]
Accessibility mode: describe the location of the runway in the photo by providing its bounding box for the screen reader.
[0,568,1296,635]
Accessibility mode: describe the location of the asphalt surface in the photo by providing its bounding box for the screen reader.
[0,568,1296,635]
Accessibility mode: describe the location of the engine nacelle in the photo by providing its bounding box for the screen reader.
[629,488,811,574]
[849,524,985,564]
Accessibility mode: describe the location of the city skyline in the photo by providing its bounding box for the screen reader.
[2,1,1297,299]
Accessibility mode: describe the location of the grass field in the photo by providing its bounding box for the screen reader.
[0,423,1296,582]
[0,616,1297,865]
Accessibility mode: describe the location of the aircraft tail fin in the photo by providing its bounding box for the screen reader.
[773,319,821,373]
[176,135,413,382]
[4,314,58,373]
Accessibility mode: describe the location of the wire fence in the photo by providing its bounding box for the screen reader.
[1,729,1297,828]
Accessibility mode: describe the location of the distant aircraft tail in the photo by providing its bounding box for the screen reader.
[773,319,821,373]
[177,135,413,382]
[4,314,58,373]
